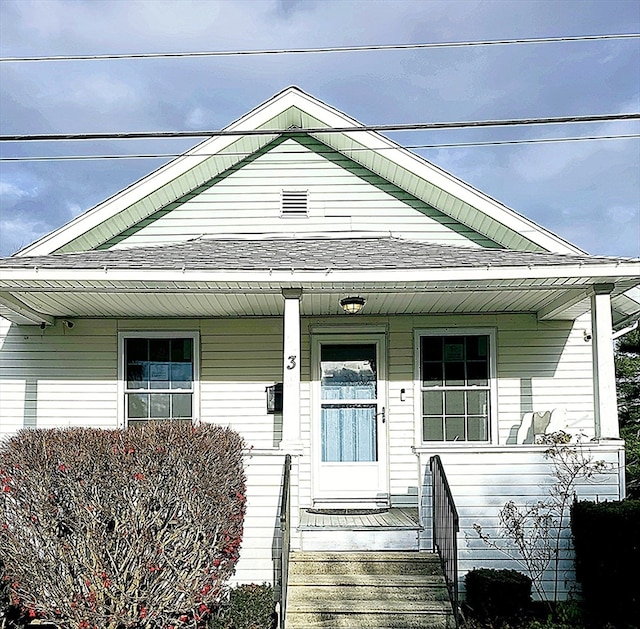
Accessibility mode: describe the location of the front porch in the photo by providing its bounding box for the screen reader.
[298,506,422,551]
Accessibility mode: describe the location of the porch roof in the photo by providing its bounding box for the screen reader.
[0,236,634,272]
[0,237,638,326]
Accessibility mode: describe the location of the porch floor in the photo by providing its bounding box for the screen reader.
[299,507,420,530]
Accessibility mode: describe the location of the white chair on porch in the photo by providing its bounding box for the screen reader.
[517,408,568,444]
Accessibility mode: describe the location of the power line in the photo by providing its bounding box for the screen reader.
[2,113,639,142]
[1,134,638,162]
[1,33,638,63]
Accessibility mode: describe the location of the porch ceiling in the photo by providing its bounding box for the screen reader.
[0,276,638,323]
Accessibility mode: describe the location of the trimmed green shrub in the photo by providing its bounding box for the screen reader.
[465,568,532,620]
[210,584,276,629]
[571,499,640,627]
[0,422,246,629]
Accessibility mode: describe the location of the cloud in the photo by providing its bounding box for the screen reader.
[52,75,144,110]
[185,106,212,129]
[0,0,638,258]
[0,216,50,256]
[0,180,39,203]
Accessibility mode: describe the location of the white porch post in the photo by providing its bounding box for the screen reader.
[591,283,619,439]
[281,288,302,449]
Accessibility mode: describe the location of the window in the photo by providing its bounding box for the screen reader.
[120,333,198,427]
[418,331,493,443]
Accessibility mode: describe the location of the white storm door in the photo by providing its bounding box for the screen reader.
[313,335,388,504]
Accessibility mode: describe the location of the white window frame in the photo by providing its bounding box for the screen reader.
[117,331,200,428]
[414,328,498,446]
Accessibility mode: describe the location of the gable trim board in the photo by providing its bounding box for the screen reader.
[16,87,583,258]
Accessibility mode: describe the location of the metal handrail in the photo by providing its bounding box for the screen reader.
[430,455,460,626]
[278,454,292,629]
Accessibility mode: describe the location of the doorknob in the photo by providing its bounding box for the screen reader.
[378,407,386,423]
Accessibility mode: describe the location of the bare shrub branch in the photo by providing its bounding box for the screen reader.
[0,422,246,629]
[473,431,610,603]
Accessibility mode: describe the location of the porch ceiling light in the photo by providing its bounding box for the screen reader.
[339,296,366,314]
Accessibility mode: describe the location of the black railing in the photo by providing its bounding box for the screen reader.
[430,455,460,626]
[278,454,292,629]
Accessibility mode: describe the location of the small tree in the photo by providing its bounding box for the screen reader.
[616,327,640,497]
[0,422,246,629]
[474,432,608,604]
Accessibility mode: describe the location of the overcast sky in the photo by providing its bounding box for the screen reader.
[0,0,638,258]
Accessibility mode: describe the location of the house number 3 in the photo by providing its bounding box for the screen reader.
[287,355,297,370]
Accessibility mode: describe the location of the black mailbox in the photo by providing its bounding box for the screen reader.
[266,382,283,414]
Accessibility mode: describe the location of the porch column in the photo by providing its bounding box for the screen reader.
[591,284,619,439]
[281,288,302,449]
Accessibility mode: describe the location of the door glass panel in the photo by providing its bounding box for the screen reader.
[320,343,378,462]
[321,404,377,462]
[321,344,376,400]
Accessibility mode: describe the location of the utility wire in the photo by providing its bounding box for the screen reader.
[1,33,638,63]
[2,113,639,142]
[1,134,638,162]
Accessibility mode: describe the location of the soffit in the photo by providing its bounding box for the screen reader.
[1,280,637,323]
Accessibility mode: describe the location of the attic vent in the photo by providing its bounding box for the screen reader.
[281,189,309,218]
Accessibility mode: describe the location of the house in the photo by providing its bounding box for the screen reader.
[1,87,639,612]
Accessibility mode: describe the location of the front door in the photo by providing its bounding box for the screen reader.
[312,334,388,506]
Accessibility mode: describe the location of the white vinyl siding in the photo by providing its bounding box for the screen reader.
[417,445,624,599]
[0,318,118,440]
[233,451,292,587]
[199,318,284,449]
[106,138,497,249]
[0,312,597,499]
[496,313,595,444]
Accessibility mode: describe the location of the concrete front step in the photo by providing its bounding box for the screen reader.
[285,609,455,629]
[289,575,449,605]
[285,551,456,629]
[289,551,443,576]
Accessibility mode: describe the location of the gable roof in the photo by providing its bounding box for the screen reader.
[15,87,585,257]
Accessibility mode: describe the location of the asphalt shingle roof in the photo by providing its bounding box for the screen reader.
[0,237,635,272]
